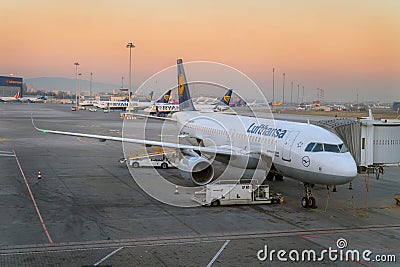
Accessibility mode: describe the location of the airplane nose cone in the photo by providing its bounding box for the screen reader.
[333,153,357,184]
[342,155,358,177]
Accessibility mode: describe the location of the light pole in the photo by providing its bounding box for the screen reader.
[282,72,285,105]
[302,85,305,104]
[297,84,300,105]
[126,42,135,111]
[272,68,275,106]
[74,62,79,108]
[78,73,82,103]
[90,72,93,98]
[290,81,293,106]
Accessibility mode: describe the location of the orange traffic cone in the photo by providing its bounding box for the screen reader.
[38,170,42,180]
[174,185,179,194]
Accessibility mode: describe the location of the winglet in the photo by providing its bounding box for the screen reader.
[31,114,46,133]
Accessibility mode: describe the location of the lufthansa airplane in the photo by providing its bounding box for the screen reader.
[33,59,357,209]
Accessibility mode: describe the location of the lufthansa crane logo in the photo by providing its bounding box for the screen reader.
[302,156,310,167]
[178,74,185,96]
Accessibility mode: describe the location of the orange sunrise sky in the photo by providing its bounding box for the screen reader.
[1,0,399,102]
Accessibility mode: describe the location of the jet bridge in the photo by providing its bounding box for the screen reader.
[315,113,400,175]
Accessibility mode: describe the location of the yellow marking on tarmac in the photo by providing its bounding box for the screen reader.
[0,138,10,141]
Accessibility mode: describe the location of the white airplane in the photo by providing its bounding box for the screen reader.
[19,93,47,103]
[0,92,21,102]
[33,59,357,209]
[79,100,100,107]
[95,91,154,110]
[1,92,46,103]
[193,89,233,112]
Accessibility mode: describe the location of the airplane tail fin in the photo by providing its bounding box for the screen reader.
[219,89,233,106]
[177,59,196,111]
[14,92,21,99]
[147,91,154,101]
[157,90,171,103]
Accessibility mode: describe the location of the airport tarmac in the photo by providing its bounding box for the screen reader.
[0,103,399,266]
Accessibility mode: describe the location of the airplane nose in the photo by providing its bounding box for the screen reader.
[341,155,358,177]
[332,154,357,184]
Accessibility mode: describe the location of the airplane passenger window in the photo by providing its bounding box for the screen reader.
[305,143,315,152]
[312,143,324,152]
[324,144,340,153]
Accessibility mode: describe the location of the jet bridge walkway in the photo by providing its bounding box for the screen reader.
[314,112,400,176]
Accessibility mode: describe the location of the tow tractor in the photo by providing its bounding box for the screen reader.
[395,194,400,206]
[191,180,283,206]
[121,150,177,169]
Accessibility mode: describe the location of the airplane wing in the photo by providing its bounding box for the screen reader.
[132,114,177,122]
[32,119,273,158]
[32,119,234,156]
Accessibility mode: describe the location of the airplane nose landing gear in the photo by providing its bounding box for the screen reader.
[301,183,317,209]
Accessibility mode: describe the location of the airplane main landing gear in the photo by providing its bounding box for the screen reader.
[301,183,317,209]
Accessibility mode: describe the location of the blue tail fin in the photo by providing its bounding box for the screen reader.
[177,59,196,111]
[219,89,233,106]
[157,90,171,103]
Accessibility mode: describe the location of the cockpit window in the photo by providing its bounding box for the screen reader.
[312,143,324,152]
[339,143,348,153]
[305,143,315,152]
[324,144,340,153]
[306,142,349,153]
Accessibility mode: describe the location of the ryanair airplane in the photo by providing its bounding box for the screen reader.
[95,91,155,110]
[146,89,233,116]
[33,59,357,209]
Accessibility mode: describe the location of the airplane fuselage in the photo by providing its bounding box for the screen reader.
[173,111,357,185]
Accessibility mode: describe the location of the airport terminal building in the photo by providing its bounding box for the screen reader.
[0,75,23,97]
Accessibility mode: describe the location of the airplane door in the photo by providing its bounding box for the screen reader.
[281,131,299,162]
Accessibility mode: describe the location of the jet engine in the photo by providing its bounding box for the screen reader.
[179,156,214,185]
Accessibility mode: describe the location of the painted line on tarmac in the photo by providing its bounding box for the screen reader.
[0,153,15,157]
[2,224,400,256]
[93,246,124,266]
[13,150,53,244]
[207,240,230,267]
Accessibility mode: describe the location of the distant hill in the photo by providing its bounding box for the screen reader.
[25,77,119,93]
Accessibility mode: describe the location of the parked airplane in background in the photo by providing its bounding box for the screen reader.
[95,91,155,110]
[34,59,357,208]
[0,92,21,102]
[19,93,47,103]
[130,90,154,102]
[272,100,283,107]
[194,89,233,112]
[1,92,47,103]
[145,89,233,116]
